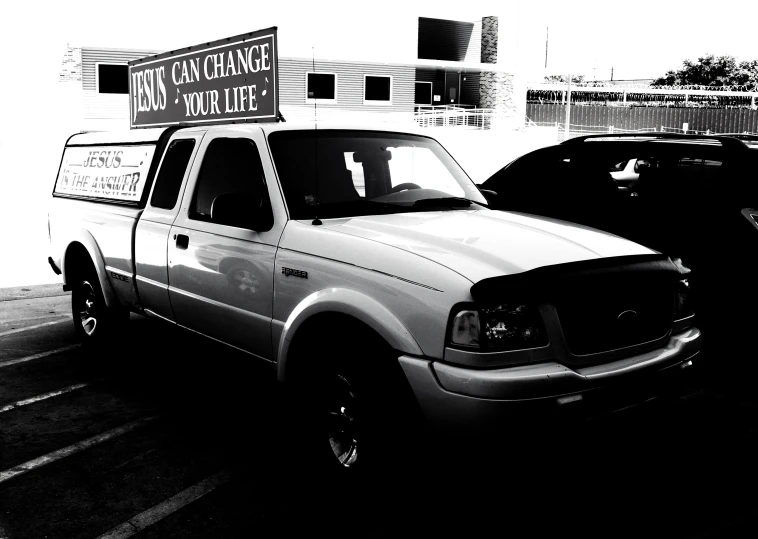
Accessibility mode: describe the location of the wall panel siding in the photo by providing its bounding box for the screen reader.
[81,47,160,120]
[465,22,483,64]
[78,47,502,125]
[279,58,416,122]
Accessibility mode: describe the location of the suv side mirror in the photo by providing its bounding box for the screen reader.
[211,191,274,231]
[634,159,653,173]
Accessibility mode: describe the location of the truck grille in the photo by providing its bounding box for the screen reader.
[555,276,673,356]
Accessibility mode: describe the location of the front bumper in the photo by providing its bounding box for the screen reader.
[398,328,700,433]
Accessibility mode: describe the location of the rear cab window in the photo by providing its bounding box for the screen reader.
[150,139,197,210]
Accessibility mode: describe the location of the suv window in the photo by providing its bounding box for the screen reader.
[190,138,267,227]
[610,159,629,172]
[676,157,723,184]
[151,139,196,210]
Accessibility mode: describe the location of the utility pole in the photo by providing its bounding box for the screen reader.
[545,27,549,69]
[565,74,572,140]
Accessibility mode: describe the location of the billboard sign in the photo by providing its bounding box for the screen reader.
[129,27,278,128]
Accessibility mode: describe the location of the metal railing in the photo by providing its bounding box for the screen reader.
[414,106,513,130]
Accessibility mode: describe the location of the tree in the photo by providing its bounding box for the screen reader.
[543,74,585,84]
[653,54,758,90]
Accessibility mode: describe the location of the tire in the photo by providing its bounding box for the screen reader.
[70,264,127,351]
[285,321,426,484]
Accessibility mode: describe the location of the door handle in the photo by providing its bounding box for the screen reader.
[175,234,189,250]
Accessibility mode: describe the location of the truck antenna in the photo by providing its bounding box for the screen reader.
[311,47,322,226]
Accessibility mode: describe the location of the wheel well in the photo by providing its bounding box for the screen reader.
[64,242,95,284]
[284,313,392,381]
[283,312,423,422]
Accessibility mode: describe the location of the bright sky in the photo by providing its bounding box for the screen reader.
[3,0,757,83]
[2,0,757,117]
[0,0,756,286]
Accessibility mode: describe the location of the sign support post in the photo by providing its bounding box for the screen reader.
[564,74,572,140]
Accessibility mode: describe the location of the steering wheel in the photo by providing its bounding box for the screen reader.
[387,183,421,194]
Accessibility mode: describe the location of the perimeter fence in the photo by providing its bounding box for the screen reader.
[527,104,758,141]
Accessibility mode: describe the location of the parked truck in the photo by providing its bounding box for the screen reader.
[48,122,700,471]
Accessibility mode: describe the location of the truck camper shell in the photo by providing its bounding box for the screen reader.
[54,127,178,208]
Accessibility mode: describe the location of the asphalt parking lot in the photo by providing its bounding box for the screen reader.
[0,284,757,538]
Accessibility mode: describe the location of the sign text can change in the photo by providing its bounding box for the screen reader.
[129,28,278,128]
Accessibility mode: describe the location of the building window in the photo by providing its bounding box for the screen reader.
[364,75,392,104]
[97,63,129,94]
[415,81,432,105]
[306,72,337,103]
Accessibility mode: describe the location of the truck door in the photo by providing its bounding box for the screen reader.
[167,128,285,360]
[135,132,204,322]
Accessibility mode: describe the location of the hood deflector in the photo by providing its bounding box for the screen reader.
[470,254,688,303]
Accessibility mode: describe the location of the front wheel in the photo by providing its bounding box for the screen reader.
[288,328,426,480]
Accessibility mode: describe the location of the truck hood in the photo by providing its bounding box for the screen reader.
[322,210,654,283]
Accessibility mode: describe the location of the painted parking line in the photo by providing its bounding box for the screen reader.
[0,344,81,368]
[0,314,69,325]
[0,383,89,414]
[0,319,70,338]
[0,416,156,485]
[95,470,231,539]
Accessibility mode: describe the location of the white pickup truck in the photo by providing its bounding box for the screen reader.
[49,122,700,471]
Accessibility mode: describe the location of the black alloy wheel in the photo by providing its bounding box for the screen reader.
[75,279,100,337]
[325,373,361,468]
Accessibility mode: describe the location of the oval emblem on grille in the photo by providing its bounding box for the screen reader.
[617,309,639,329]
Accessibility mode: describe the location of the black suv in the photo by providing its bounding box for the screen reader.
[481,133,758,367]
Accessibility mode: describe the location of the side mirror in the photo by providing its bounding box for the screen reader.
[211,192,273,231]
[634,159,653,173]
[478,187,499,207]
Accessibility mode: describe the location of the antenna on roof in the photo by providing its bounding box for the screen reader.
[312,47,317,125]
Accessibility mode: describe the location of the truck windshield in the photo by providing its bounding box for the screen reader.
[268,130,487,219]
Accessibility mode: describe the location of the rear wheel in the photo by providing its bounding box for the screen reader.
[71,264,127,349]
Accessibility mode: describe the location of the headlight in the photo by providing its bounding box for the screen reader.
[450,303,548,351]
[674,278,693,320]
[672,278,695,332]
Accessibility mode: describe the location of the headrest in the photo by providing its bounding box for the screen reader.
[353,149,392,163]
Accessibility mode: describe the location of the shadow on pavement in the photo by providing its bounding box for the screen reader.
[76,314,758,537]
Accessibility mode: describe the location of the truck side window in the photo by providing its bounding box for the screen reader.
[151,139,196,209]
[189,138,267,227]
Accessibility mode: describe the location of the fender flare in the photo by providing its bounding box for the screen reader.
[277,288,423,382]
[61,229,118,310]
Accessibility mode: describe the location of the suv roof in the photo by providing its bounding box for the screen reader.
[561,132,751,150]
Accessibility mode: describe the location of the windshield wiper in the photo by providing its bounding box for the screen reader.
[306,199,407,219]
[412,197,475,208]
